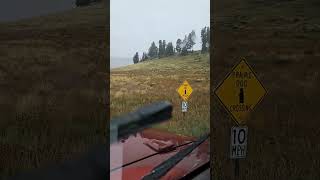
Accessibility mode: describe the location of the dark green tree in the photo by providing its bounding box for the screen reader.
[133,52,139,64]
[186,30,196,52]
[165,42,174,56]
[158,40,163,58]
[176,38,182,54]
[143,52,149,61]
[162,40,166,57]
[148,41,158,59]
[201,27,208,53]
[181,35,189,56]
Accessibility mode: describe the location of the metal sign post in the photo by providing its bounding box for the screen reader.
[234,159,239,178]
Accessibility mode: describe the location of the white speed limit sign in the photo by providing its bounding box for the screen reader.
[230,126,248,159]
[181,101,188,112]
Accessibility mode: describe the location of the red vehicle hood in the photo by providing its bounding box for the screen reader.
[110,129,210,180]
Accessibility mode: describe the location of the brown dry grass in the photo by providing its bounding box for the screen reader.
[212,0,320,179]
[0,3,107,178]
[110,53,210,137]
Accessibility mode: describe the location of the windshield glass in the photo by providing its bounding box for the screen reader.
[110,0,210,179]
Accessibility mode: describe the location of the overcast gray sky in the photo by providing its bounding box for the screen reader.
[111,0,210,58]
[0,0,74,22]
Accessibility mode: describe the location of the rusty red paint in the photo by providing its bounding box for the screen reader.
[110,128,210,180]
[143,139,176,153]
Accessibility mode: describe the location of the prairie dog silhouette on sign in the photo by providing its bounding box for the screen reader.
[239,88,244,104]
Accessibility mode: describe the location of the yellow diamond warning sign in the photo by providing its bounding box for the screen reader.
[215,58,267,125]
[177,80,193,101]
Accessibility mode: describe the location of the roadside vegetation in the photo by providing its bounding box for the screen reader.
[212,0,320,179]
[111,52,210,137]
[112,25,210,138]
[0,2,107,178]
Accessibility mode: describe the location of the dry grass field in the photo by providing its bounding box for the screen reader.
[0,3,107,178]
[212,0,320,179]
[110,53,210,137]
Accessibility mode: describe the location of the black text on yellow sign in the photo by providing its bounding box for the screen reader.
[215,58,267,125]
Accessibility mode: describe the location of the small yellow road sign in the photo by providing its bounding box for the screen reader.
[177,80,193,101]
[215,58,267,125]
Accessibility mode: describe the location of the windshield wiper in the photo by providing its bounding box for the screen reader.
[141,133,210,180]
[110,101,173,144]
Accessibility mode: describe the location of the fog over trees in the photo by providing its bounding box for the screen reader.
[133,27,210,64]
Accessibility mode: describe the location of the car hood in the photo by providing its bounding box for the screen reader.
[110,129,210,180]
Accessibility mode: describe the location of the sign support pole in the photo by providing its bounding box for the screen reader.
[234,159,239,178]
[182,103,186,120]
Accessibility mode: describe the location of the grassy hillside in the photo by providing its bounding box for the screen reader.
[212,0,320,179]
[0,3,107,177]
[111,53,210,137]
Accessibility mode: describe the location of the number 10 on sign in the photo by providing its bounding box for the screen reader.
[230,126,248,159]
